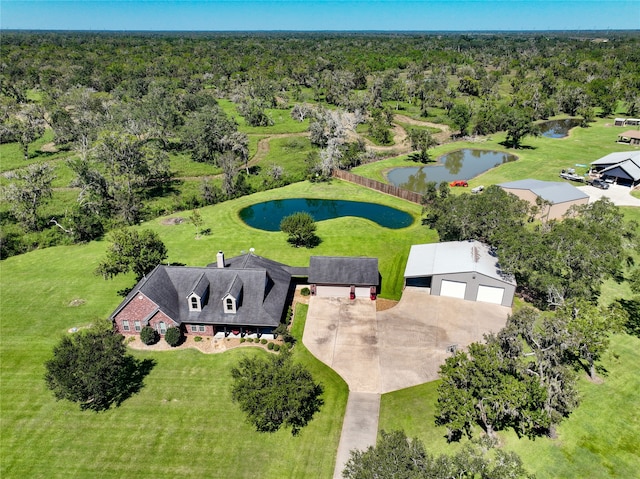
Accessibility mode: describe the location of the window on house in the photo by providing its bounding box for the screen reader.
[199,324,205,332]
[134,321,141,332]
[190,324,198,333]
[122,320,130,331]
[191,297,199,310]
[226,298,234,311]
[158,321,166,334]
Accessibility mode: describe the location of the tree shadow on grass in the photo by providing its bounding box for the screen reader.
[81,355,156,412]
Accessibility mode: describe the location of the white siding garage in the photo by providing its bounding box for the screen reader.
[476,285,505,304]
[315,285,350,297]
[440,280,467,299]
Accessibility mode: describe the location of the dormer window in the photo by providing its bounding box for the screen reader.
[190,296,199,310]
[223,295,237,314]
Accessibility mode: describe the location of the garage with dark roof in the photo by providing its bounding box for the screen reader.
[308,256,379,299]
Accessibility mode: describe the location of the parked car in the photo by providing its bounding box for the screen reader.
[449,180,469,187]
[587,178,610,189]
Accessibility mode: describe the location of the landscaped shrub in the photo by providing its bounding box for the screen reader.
[194,336,203,342]
[261,338,268,345]
[240,338,246,343]
[140,326,158,345]
[273,344,281,352]
[267,342,274,350]
[164,327,182,347]
[301,287,311,296]
[248,337,254,343]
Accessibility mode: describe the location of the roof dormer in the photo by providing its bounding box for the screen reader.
[187,273,209,312]
[222,274,243,314]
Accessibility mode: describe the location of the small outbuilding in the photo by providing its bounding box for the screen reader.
[308,256,379,299]
[617,130,640,146]
[404,240,515,307]
[499,179,589,220]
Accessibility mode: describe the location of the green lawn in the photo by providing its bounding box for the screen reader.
[378,334,640,479]
[353,118,640,191]
[0,179,428,478]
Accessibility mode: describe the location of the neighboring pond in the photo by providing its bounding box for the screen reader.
[539,118,582,138]
[239,198,414,231]
[387,149,517,194]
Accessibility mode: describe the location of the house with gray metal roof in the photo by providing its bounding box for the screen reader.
[499,179,589,220]
[404,240,515,307]
[591,151,640,187]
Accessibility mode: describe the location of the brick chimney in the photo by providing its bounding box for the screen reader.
[216,251,225,268]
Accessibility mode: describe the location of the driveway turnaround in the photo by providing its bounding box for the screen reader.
[303,287,512,478]
[304,287,511,394]
[578,184,640,207]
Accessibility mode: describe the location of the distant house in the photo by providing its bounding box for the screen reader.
[110,252,381,338]
[404,240,515,307]
[308,256,379,299]
[498,179,589,220]
[617,130,640,146]
[591,151,640,187]
[614,118,626,127]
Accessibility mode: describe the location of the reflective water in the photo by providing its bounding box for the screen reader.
[539,118,581,138]
[387,149,517,194]
[239,198,414,231]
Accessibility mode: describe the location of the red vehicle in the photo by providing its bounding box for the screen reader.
[449,180,469,187]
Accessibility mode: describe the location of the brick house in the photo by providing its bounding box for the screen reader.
[110,251,295,338]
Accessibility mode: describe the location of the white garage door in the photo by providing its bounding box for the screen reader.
[355,287,371,297]
[440,280,467,299]
[476,285,505,304]
[315,286,350,297]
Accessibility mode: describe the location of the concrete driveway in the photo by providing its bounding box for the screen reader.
[303,287,511,394]
[578,184,640,207]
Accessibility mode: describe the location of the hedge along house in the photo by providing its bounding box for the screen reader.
[308,256,379,299]
[591,151,640,187]
[110,251,296,339]
[499,179,589,221]
[404,241,516,307]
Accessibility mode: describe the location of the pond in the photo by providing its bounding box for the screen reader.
[239,198,414,231]
[539,118,582,138]
[387,149,517,194]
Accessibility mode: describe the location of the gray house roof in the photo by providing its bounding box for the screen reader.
[499,179,589,204]
[601,160,640,182]
[591,151,640,168]
[308,256,379,286]
[404,240,515,285]
[111,253,292,328]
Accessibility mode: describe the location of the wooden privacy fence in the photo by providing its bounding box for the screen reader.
[332,169,423,204]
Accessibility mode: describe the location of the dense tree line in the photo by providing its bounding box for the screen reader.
[1,32,639,259]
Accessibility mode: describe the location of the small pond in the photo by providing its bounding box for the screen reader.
[387,149,517,194]
[239,198,414,231]
[539,118,582,138]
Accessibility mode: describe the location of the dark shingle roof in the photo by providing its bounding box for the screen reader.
[308,256,379,286]
[112,253,292,328]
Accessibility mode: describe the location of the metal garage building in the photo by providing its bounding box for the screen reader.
[403,241,516,307]
[308,256,379,299]
[499,179,589,220]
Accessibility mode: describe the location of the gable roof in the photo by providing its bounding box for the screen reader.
[498,179,589,204]
[601,160,640,182]
[111,253,292,328]
[308,256,379,286]
[591,151,640,167]
[404,240,515,285]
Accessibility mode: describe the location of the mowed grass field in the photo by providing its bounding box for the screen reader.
[2,115,640,478]
[0,180,428,479]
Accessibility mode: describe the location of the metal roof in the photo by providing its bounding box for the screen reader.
[498,179,589,204]
[404,240,515,285]
[601,160,640,181]
[591,151,640,166]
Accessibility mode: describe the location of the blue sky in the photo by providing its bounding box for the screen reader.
[1,1,639,31]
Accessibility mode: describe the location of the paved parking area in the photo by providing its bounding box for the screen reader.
[303,287,511,394]
[578,184,640,207]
